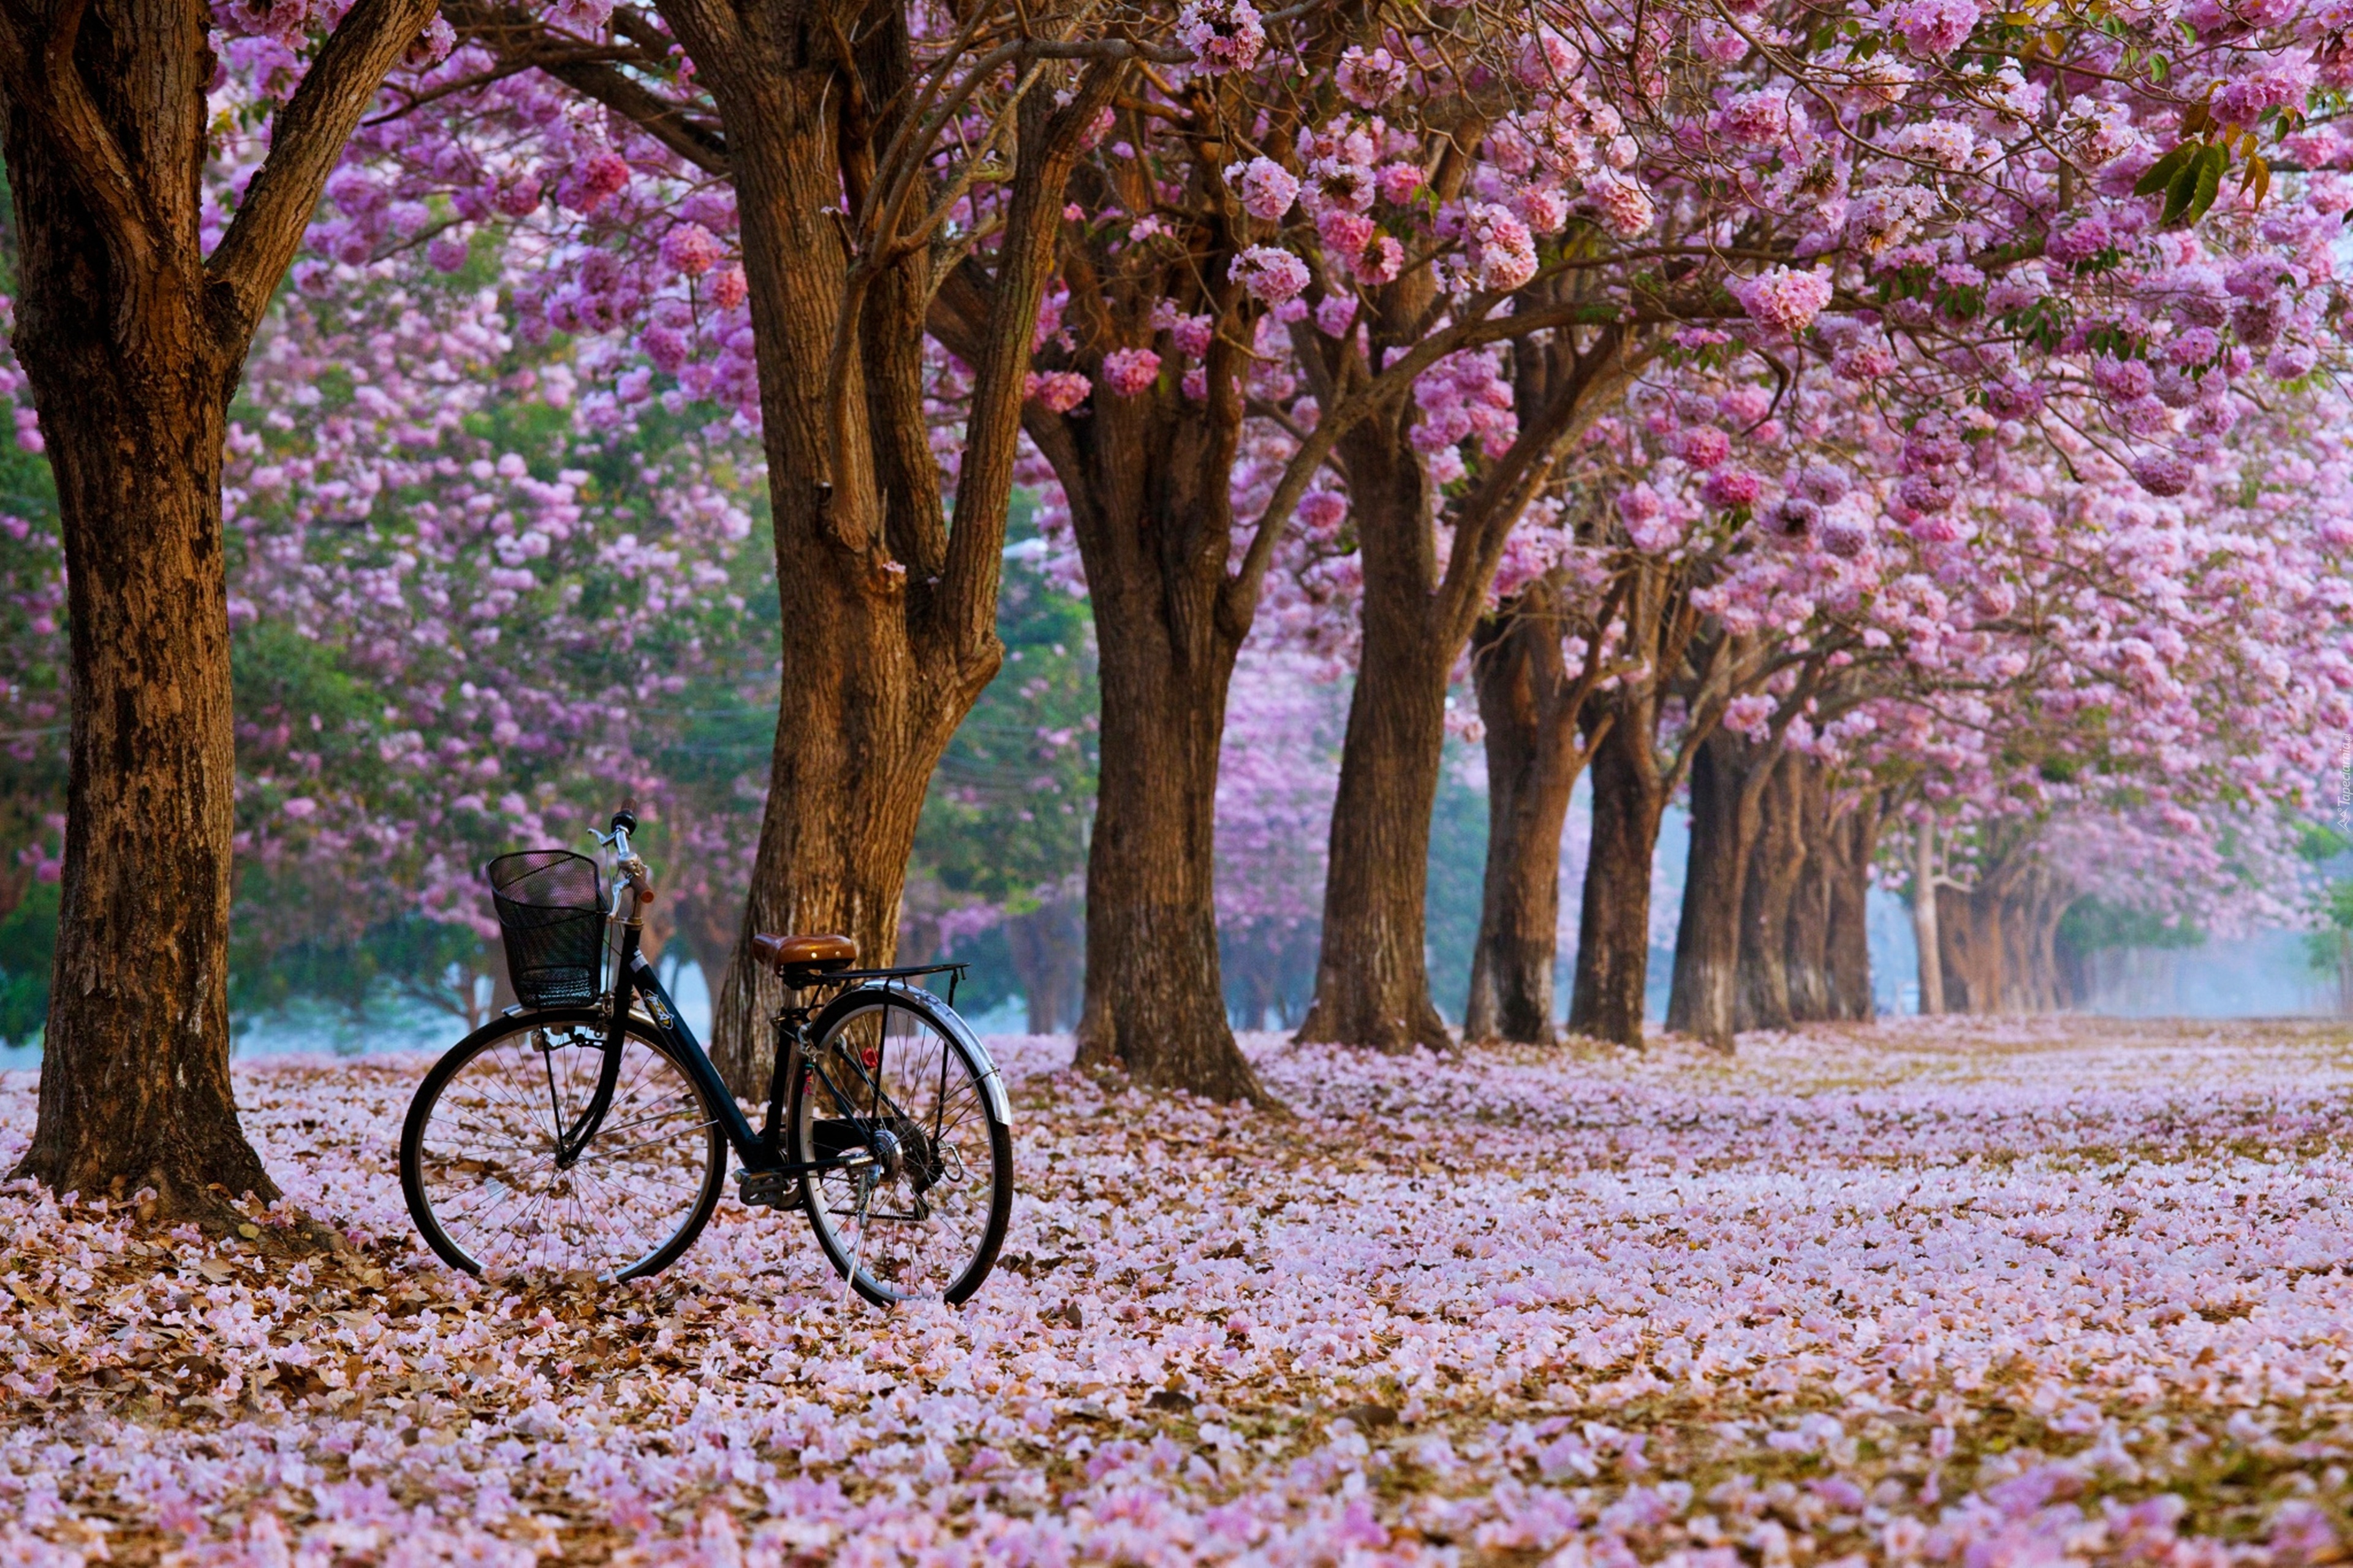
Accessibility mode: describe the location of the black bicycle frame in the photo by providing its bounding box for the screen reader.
[550,913,960,1180]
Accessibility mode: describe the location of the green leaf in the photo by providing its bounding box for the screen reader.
[2184,142,2227,223]
[2132,141,2194,198]
[2161,143,2227,226]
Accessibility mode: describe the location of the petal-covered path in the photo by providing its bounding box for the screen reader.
[4,1019,2352,1565]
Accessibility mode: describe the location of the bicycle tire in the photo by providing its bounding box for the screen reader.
[789,985,1013,1305]
[401,1008,727,1281]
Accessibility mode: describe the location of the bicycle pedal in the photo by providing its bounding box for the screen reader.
[737,1170,802,1210]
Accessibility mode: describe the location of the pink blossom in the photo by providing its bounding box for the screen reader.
[1101,348,1162,397]
[1025,371,1093,412]
[1233,245,1311,304]
[1730,267,1835,336]
[1350,235,1404,286]
[2132,451,2197,496]
[1890,0,1982,57]
[1583,173,1654,239]
[1175,0,1264,74]
[1337,46,1408,107]
[1463,203,1539,292]
[1678,426,1732,468]
[661,222,723,279]
[1232,157,1300,222]
[1702,468,1763,509]
[558,151,630,213]
[1376,162,1426,206]
[1819,511,1873,558]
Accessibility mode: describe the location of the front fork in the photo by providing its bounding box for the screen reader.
[553,916,642,1168]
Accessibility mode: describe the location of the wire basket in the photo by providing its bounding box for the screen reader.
[488,850,606,1009]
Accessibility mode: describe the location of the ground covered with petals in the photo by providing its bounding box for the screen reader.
[5,1019,2353,1566]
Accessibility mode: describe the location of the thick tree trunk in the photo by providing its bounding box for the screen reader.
[10,363,271,1214]
[1665,727,1760,1048]
[2008,869,2071,1013]
[3,0,434,1219]
[1781,762,1835,1023]
[1463,578,1589,1045]
[1911,821,1945,1015]
[1298,433,1453,1051]
[1937,883,2007,1014]
[1569,710,1667,1047]
[1822,792,1879,1020]
[660,6,1113,1093]
[1029,316,1265,1100]
[1075,619,1262,1095]
[1733,753,1808,1033]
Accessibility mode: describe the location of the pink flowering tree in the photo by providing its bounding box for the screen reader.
[1417,0,2353,1048]
[214,244,775,1030]
[362,0,1156,1092]
[4,0,460,1221]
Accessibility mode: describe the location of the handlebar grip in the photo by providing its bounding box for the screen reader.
[610,808,638,835]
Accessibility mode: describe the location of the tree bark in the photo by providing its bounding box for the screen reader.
[1074,599,1263,1096]
[1733,752,1808,1033]
[1664,727,1762,1049]
[1821,790,1879,1021]
[1936,882,2004,1014]
[1020,324,1267,1100]
[651,0,1120,1093]
[1463,575,1593,1045]
[1568,706,1668,1047]
[2,0,439,1219]
[1911,820,1945,1015]
[1298,314,1637,1051]
[1781,761,1835,1023]
[1297,429,1453,1051]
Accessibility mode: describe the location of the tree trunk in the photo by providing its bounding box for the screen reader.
[1911,820,1944,1015]
[1569,708,1667,1047]
[3,0,436,1220]
[1298,432,1453,1052]
[1734,752,1809,1033]
[2009,869,2071,1013]
[1821,790,1879,1020]
[1782,762,1835,1023]
[1007,899,1082,1033]
[1025,325,1265,1100]
[1075,593,1263,1096]
[657,4,1115,1094]
[1463,577,1589,1045]
[1665,727,1760,1049]
[1937,882,2007,1014]
[12,350,273,1215]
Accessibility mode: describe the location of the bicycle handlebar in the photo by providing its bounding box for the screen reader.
[602,807,653,909]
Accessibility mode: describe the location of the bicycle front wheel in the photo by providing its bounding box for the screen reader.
[401,1010,726,1281]
[790,987,1012,1305]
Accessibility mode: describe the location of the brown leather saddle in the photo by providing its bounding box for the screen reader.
[748,931,858,985]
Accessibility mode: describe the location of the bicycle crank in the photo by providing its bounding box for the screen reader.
[736,1169,803,1209]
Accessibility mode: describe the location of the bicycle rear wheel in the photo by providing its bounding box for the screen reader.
[401,1011,726,1281]
[790,987,1012,1305]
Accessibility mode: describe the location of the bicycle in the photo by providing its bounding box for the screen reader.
[398,810,1013,1304]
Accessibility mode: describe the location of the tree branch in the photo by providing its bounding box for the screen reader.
[937,56,1126,651]
[440,0,728,172]
[207,0,444,360]
[0,0,159,279]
